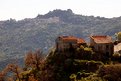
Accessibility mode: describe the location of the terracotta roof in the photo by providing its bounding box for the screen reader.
[60,36,77,41]
[77,39,86,44]
[59,36,85,43]
[90,35,112,43]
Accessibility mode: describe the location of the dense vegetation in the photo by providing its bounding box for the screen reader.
[1,44,121,81]
[1,9,121,64]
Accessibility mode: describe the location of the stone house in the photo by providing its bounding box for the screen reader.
[56,36,86,51]
[90,35,114,57]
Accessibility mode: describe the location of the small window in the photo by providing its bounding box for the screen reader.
[106,45,109,49]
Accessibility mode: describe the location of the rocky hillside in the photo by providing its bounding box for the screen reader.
[0,9,121,61]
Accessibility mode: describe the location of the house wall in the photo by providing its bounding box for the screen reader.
[90,37,114,57]
[92,43,114,57]
[90,38,95,46]
[56,39,64,51]
[56,37,80,51]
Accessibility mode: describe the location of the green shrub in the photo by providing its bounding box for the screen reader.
[73,60,103,73]
[70,74,76,81]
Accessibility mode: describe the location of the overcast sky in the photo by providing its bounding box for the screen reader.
[0,0,121,20]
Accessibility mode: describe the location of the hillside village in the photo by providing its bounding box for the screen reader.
[55,35,121,58]
[1,9,121,81]
[1,33,121,81]
[1,9,121,63]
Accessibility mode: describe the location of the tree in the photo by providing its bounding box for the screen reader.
[98,64,121,81]
[24,49,43,70]
[0,49,44,81]
[115,32,121,41]
[0,64,22,81]
[7,64,22,81]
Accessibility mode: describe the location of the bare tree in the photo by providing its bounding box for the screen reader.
[24,49,43,70]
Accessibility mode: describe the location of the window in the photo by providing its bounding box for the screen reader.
[106,52,110,57]
[106,45,109,49]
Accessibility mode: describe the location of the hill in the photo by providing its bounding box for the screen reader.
[0,9,121,62]
[1,45,121,81]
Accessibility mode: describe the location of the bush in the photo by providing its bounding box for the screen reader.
[112,52,121,62]
[70,74,76,81]
[74,60,103,73]
[98,64,121,81]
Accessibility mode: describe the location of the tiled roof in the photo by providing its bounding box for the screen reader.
[90,35,112,43]
[59,36,85,43]
[77,39,86,44]
[60,36,77,41]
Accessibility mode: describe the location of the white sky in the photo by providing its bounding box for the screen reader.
[0,0,121,20]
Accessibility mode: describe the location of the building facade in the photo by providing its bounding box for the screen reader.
[90,35,114,57]
[56,36,86,51]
